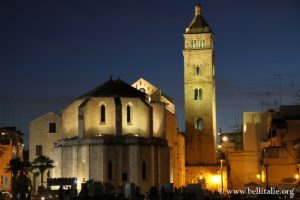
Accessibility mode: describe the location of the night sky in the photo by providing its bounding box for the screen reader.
[1,0,300,148]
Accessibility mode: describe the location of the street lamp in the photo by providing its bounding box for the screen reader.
[294,174,299,182]
[256,174,261,183]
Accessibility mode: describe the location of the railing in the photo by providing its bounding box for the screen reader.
[263,147,288,158]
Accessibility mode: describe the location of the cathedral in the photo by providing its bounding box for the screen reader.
[29,4,223,193]
[30,78,185,192]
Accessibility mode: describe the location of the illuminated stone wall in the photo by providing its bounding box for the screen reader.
[53,137,170,193]
[62,97,151,137]
[227,151,260,189]
[152,102,166,138]
[29,112,63,161]
[80,97,116,136]
[62,100,83,138]
[120,97,151,137]
[243,112,271,151]
[29,112,63,191]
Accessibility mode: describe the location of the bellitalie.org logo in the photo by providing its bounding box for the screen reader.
[226,187,295,199]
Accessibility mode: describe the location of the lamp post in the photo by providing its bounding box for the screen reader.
[264,164,269,188]
[220,159,224,195]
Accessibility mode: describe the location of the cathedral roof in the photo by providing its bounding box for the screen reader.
[77,78,146,99]
[186,4,212,34]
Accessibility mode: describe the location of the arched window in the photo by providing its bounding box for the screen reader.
[100,105,105,123]
[200,40,205,48]
[127,105,131,123]
[198,89,203,100]
[196,67,200,75]
[194,89,203,100]
[195,66,200,76]
[196,118,203,130]
[194,89,198,100]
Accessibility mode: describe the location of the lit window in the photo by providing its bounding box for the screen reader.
[49,122,56,133]
[127,105,131,123]
[36,145,43,156]
[100,105,105,123]
[196,119,203,130]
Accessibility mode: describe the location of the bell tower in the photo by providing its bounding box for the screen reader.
[184,4,217,165]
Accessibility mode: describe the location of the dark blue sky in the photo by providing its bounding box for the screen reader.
[1,0,300,148]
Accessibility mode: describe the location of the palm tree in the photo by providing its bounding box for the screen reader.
[6,158,31,199]
[31,155,54,187]
[6,158,24,176]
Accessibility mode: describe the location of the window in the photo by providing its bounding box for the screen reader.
[142,161,146,180]
[194,89,198,100]
[122,173,128,181]
[200,40,205,48]
[194,65,201,76]
[100,105,106,123]
[198,89,202,100]
[196,118,203,130]
[191,40,197,48]
[194,89,203,100]
[36,145,43,156]
[191,40,205,49]
[127,105,131,123]
[108,160,112,180]
[49,122,56,133]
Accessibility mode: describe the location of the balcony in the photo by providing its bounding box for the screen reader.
[263,147,288,159]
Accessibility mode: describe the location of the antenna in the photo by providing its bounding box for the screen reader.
[275,73,282,107]
[297,90,300,104]
[289,81,295,104]
[266,92,270,110]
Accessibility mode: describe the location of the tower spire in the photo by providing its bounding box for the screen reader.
[195,3,202,16]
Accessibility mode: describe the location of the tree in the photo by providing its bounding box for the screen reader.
[6,158,31,199]
[31,155,54,187]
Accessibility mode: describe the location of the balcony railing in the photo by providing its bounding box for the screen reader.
[263,147,288,158]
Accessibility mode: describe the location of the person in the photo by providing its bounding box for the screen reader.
[64,187,71,200]
[70,185,78,199]
[58,185,64,200]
